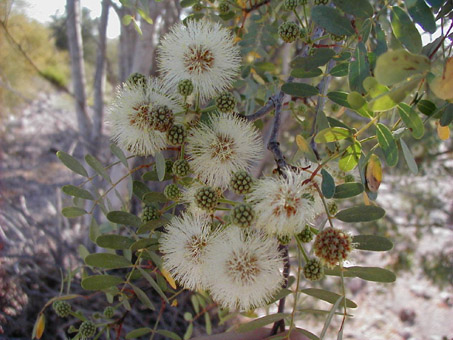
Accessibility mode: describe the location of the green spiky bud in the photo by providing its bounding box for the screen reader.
[284,0,299,10]
[142,205,160,222]
[194,186,218,210]
[150,105,174,132]
[52,300,71,318]
[303,258,324,281]
[172,159,190,177]
[103,306,114,319]
[313,227,353,268]
[218,1,230,13]
[193,3,203,11]
[79,321,97,338]
[230,170,253,195]
[165,159,174,175]
[164,183,181,201]
[215,92,236,113]
[167,124,187,145]
[330,33,345,42]
[178,79,194,97]
[297,224,314,243]
[314,0,328,4]
[127,72,146,87]
[328,202,338,216]
[278,234,292,245]
[232,203,255,228]
[344,174,355,183]
[278,22,299,43]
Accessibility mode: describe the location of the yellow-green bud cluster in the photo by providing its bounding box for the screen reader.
[278,22,299,43]
[215,92,236,113]
[150,105,174,132]
[344,174,355,183]
[178,79,194,97]
[278,234,292,245]
[330,34,345,42]
[193,3,203,11]
[232,204,255,228]
[103,306,114,319]
[142,205,160,222]
[303,258,324,281]
[218,1,230,14]
[284,0,299,11]
[79,320,97,338]
[195,186,218,210]
[313,227,353,268]
[52,300,71,318]
[172,159,190,177]
[314,0,329,4]
[164,184,181,201]
[297,225,314,243]
[230,170,253,195]
[167,124,187,145]
[328,202,338,216]
[127,72,146,87]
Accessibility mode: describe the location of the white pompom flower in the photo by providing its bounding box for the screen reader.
[204,227,284,311]
[248,168,323,236]
[186,113,263,189]
[107,78,183,156]
[158,20,241,102]
[159,212,215,290]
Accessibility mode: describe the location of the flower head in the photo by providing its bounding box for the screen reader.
[313,227,353,268]
[158,20,241,102]
[204,227,284,311]
[248,168,323,236]
[160,212,215,290]
[107,78,183,156]
[186,113,263,189]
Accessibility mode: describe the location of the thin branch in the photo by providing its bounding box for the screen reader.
[243,0,271,13]
[270,245,290,336]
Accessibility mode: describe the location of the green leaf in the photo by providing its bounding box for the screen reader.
[143,192,169,204]
[376,123,399,167]
[295,135,318,163]
[281,83,320,98]
[205,313,212,335]
[349,42,370,93]
[333,183,364,199]
[320,296,344,339]
[268,288,293,304]
[89,217,100,243]
[56,151,88,177]
[85,154,111,183]
[107,211,142,228]
[132,18,143,35]
[156,330,182,340]
[332,0,373,18]
[137,8,153,24]
[236,313,290,333]
[290,48,336,70]
[85,253,131,269]
[294,328,320,340]
[137,268,169,303]
[397,103,425,139]
[122,14,132,26]
[132,180,151,200]
[136,218,168,234]
[311,6,355,36]
[142,170,172,181]
[62,206,87,218]
[406,0,437,33]
[315,127,351,143]
[417,99,437,116]
[300,288,357,308]
[96,235,135,250]
[130,238,158,252]
[327,91,352,108]
[180,0,198,7]
[110,143,128,167]
[329,63,349,77]
[155,152,166,181]
[184,323,193,340]
[374,49,430,86]
[440,103,453,126]
[126,328,153,339]
[62,185,94,200]
[321,169,336,199]
[335,205,385,222]
[81,275,122,290]
[353,234,393,251]
[339,141,362,172]
[291,68,323,78]
[400,139,418,174]
[130,283,155,310]
[325,266,396,282]
[391,6,422,53]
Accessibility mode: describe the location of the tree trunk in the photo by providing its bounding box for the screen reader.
[66,0,91,149]
[92,0,110,145]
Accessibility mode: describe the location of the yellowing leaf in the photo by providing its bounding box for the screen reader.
[161,268,177,289]
[365,154,382,192]
[363,192,371,205]
[430,57,453,100]
[437,123,450,140]
[171,299,178,307]
[33,314,45,339]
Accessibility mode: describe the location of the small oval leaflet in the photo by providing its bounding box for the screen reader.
[236,313,290,333]
[56,151,89,177]
[85,253,132,269]
[300,288,358,308]
[96,234,135,250]
[353,234,393,251]
[107,211,142,228]
[62,185,94,200]
[81,275,123,290]
[62,206,87,218]
[325,266,396,283]
[333,182,364,199]
[336,204,385,222]
[282,83,320,98]
[321,169,335,199]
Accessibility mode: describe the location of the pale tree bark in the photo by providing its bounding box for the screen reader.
[92,0,110,145]
[66,0,92,150]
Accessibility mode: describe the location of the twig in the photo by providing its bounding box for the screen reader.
[270,245,290,336]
